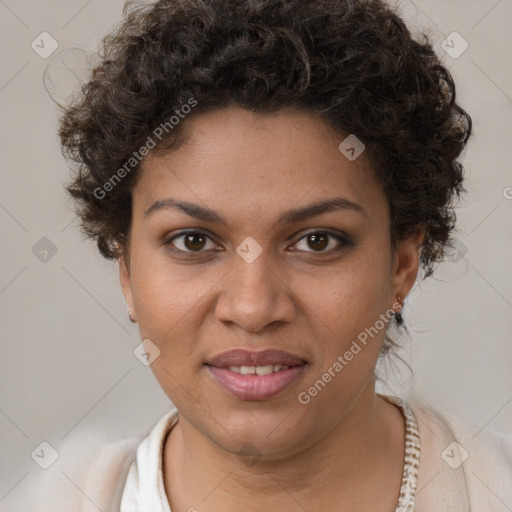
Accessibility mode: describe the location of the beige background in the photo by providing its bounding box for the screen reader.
[1,0,511,507]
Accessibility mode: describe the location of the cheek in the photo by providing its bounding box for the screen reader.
[310,257,391,338]
[299,263,392,395]
[128,255,221,390]
[129,248,211,339]
[297,270,391,413]
[130,263,206,401]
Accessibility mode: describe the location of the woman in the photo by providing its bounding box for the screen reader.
[50,0,511,510]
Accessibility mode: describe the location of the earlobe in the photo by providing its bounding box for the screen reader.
[391,227,424,303]
[119,256,136,320]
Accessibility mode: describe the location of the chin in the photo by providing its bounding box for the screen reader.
[204,408,310,459]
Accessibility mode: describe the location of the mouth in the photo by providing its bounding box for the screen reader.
[205,348,307,401]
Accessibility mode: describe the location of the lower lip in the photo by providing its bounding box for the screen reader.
[207,365,306,401]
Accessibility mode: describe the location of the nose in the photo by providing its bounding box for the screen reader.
[214,247,296,333]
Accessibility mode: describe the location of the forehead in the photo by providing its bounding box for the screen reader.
[133,106,387,222]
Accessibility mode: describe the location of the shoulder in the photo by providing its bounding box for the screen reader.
[6,426,146,512]
[405,395,512,511]
[78,434,144,512]
[84,408,180,511]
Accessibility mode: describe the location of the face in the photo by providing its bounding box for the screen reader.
[120,106,422,458]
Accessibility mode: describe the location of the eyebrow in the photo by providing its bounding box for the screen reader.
[144,196,365,224]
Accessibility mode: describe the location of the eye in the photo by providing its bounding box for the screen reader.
[165,230,218,253]
[164,229,351,256]
[291,230,349,253]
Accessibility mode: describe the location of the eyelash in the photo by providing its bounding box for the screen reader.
[163,229,352,257]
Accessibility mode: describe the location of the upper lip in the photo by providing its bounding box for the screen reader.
[205,349,307,367]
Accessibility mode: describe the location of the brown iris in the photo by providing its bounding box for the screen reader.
[184,233,207,251]
[307,232,329,251]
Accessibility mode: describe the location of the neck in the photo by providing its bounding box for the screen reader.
[163,383,405,511]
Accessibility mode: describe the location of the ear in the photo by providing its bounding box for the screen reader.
[119,255,136,320]
[391,227,424,306]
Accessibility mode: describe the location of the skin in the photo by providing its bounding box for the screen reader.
[120,106,424,511]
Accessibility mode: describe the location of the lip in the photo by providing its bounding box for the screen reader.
[207,365,306,400]
[205,348,307,367]
[205,348,307,401]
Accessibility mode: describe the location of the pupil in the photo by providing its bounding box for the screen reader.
[309,233,328,251]
[185,233,205,251]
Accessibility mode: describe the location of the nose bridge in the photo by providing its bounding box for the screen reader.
[235,249,275,296]
[215,244,295,332]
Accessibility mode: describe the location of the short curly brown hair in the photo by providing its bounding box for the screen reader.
[59,0,471,284]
